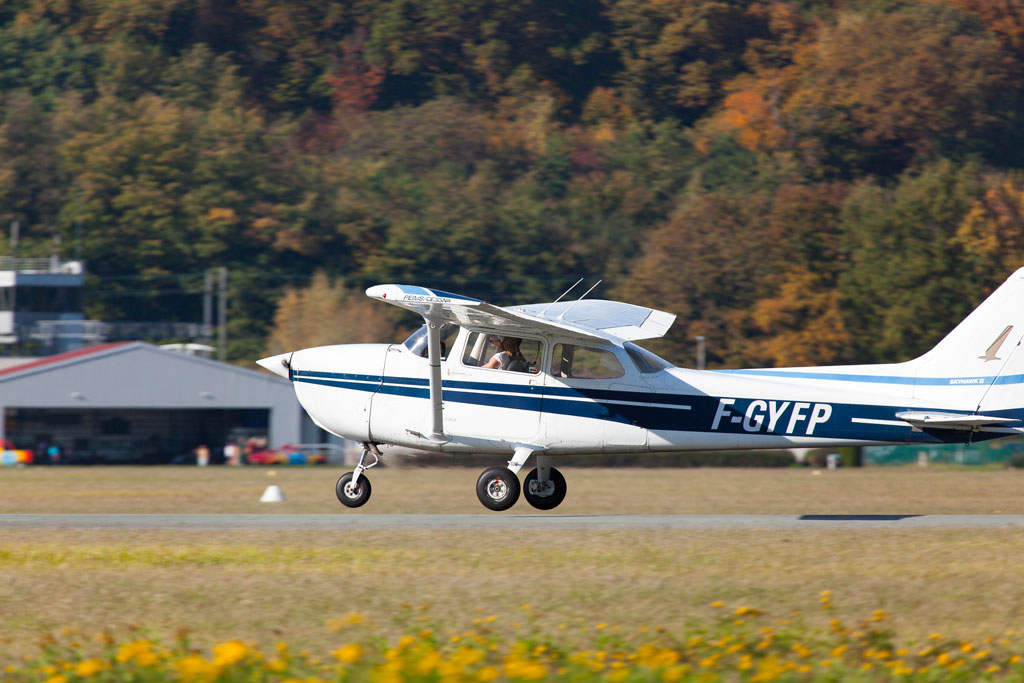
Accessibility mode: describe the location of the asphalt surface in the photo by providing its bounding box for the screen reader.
[2,513,1024,530]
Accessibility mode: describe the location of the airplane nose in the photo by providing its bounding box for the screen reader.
[256,352,292,379]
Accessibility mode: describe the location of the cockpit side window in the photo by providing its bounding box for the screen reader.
[623,342,673,373]
[402,324,458,360]
[461,331,542,373]
[550,344,625,379]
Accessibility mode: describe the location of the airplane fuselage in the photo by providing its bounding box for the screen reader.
[283,332,1017,457]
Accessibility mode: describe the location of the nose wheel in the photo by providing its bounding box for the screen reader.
[335,443,380,509]
[336,471,371,507]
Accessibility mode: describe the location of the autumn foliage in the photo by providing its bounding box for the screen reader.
[1,0,1022,366]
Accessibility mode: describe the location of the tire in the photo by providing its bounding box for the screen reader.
[336,471,372,508]
[476,467,521,511]
[523,467,567,510]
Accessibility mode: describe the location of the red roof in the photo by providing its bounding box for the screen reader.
[0,342,132,378]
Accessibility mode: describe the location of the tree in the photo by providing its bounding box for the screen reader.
[837,160,984,363]
[714,3,1019,177]
[265,271,400,354]
[608,0,771,124]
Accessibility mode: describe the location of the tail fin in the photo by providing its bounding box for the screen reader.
[911,268,1024,413]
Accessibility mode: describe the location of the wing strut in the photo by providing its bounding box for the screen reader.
[424,317,449,444]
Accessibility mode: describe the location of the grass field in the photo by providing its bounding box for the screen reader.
[4,465,1024,678]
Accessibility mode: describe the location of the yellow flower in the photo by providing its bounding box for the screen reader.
[115,640,157,667]
[661,665,690,681]
[710,601,723,607]
[266,658,288,673]
[1011,655,1022,665]
[831,645,847,657]
[960,642,974,653]
[504,659,547,680]
[699,655,719,668]
[936,653,951,666]
[212,640,249,667]
[327,611,365,631]
[453,647,485,668]
[332,643,363,664]
[734,606,762,616]
[414,650,441,674]
[478,666,500,681]
[44,677,67,683]
[74,659,107,677]
[988,665,1001,673]
[175,654,218,682]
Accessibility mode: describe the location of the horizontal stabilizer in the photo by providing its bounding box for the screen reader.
[895,410,1018,430]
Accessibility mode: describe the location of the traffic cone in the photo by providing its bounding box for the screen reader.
[260,484,286,502]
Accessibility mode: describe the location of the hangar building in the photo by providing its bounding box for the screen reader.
[0,342,310,463]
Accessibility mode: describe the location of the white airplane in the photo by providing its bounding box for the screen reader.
[257,268,1024,511]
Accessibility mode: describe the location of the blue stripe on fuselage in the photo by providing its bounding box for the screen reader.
[718,369,1024,386]
[291,371,1022,445]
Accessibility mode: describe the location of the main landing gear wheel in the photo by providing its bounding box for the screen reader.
[524,467,567,510]
[336,471,372,508]
[476,467,520,511]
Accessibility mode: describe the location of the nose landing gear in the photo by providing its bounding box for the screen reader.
[335,443,381,508]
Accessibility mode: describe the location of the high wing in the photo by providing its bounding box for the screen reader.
[365,284,675,343]
[364,283,676,447]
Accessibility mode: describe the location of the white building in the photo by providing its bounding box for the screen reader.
[0,257,86,352]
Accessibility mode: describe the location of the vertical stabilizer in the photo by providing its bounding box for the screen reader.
[911,268,1024,413]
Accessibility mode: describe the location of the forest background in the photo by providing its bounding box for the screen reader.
[2,0,1023,368]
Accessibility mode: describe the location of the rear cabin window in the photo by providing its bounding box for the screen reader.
[623,342,673,373]
[550,344,625,379]
[461,332,542,373]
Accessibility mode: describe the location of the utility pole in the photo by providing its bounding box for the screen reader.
[9,222,18,322]
[695,335,706,370]
[218,267,227,362]
[203,270,213,340]
[10,220,18,261]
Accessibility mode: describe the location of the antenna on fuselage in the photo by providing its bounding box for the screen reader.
[539,277,584,317]
[558,279,602,320]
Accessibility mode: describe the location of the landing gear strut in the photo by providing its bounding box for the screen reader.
[336,443,380,508]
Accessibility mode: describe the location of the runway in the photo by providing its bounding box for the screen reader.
[3,513,1024,530]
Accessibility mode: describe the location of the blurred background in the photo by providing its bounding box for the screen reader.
[2,0,1024,465]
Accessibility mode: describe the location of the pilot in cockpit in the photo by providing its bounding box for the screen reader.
[482,336,527,371]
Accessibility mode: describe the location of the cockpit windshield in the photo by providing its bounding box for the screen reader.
[402,324,458,360]
[623,342,673,373]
